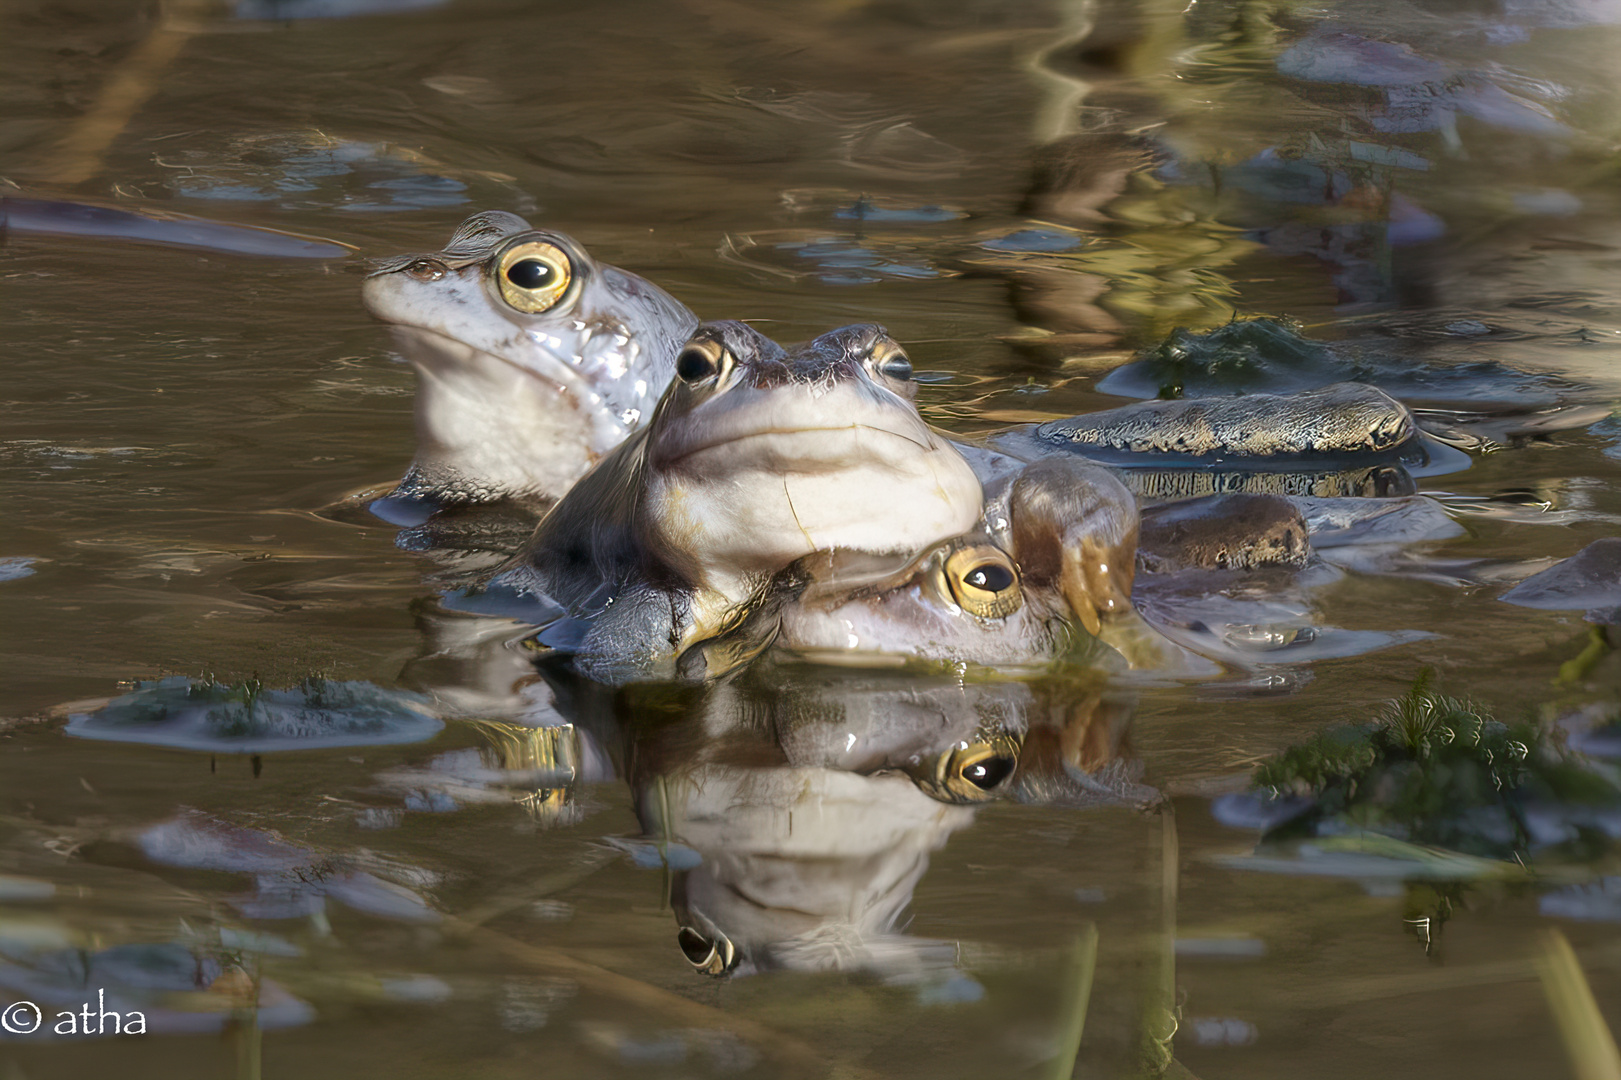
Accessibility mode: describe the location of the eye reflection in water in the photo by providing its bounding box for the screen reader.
[400,593,1158,978]
[420,653,1156,979]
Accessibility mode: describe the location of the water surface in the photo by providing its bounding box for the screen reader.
[4,1,1621,1077]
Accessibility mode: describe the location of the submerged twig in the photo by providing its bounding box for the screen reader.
[1044,923,1100,1080]
[1145,804,1181,1074]
[35,0,217,186]
[443,915,828,1077]
[452,849,616,930]
[1536,929,1621,1080]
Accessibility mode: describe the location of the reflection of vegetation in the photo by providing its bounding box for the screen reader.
[1559,626,1617,685]
[1536,928,1621,1080]
[1402,881,1458,958]
[975,186,1253,349]
[469,719,580,822]
[1253,673,1621,860]
[1138,315,1329,397]
[1042,925,1099,1080]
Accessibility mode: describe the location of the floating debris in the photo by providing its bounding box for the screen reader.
[64,675,442,753]
[154,134,512,214]
[1185,1016,1259,1047]
[1541,878,1621,922]
[1501,538,1621,623]
[0,557,37,583]
[1277,31,1448,88]
[0,197,351,258]
[980,228,1085,253]
[0,940,313,1036]
[235,0,449,17]
[138,811,440,924]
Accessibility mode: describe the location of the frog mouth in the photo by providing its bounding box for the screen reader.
[389,324,638,464]
[656,381,940,470]
[667,423,935,471]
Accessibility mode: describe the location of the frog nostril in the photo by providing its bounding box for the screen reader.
[406,258,446,282]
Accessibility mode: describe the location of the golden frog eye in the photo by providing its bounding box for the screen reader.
[676,926,736,977]
[494,239,574,313]
[674,337,731,386]
[943,545,1022,619]
[908,733,1022,804]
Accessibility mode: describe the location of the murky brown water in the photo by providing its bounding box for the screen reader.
[4,1,1621,1077]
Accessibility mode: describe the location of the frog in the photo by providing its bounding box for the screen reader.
[360,210,697,521]
[756,489,1443,676]
[990,381,1463,500]
[765,455,1184,670]
[477,320,984,681]
[363,218,1463,520]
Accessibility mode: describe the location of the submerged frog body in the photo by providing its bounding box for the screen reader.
[1130,493,1442,667]
[485,321,983,680]
[1039,382,1417,460]
[362,211,697,515]
[1137,493,1310,574]
[768,489,1445,675]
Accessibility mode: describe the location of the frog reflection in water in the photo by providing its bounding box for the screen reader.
[384,623,1150,977]
[620,671,1151,976]
[361,211,697,519]
[482,320,984,679]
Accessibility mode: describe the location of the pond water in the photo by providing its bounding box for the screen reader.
[4,0,1621,1077]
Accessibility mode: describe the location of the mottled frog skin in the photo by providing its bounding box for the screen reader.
[363,211,697,512]
[1137,494,1310,574]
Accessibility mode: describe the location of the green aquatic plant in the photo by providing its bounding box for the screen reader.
[1146,316,1331,399]
[66,675,441,752]
[1252,673,1621,860]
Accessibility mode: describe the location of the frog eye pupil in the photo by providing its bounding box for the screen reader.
[965,563,1014,592]
[506,259,555,290]
[963,755,1015,790]
[879,353,913,381]
[676,346,719,383]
